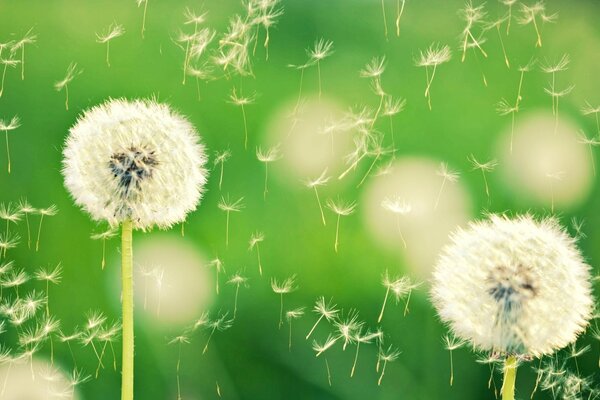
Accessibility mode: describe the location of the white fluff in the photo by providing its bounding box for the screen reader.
[62,98,208,230]
[431,214,593,357]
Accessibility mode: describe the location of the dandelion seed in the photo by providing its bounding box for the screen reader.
[256,145,282,199]
[501,0,518,35]
[570,217,587,240]
[306,297,339,340]
[360,56,387,79]
[382,96,406,149]
[381,197,411,248]
[35,263,62,317]
[444,334,467,386]
[377,345,400,385]
[207,258,225,295]
[0,115,20,174]
[96,22,125,67]
[54,62,82,111]
[486,17,510,68]
[517,1,556,47]
[350,329,381,377]
[415,43,452,110]
[434,163,459,210]
[34,205,58,252]
[334,309,364,351]
[0,43,19,98]
[305,169,330,226]
[377,270,416,322]
[227,272,248,320]
[187,63,214,101]
[396,0,407,36]
[217,195,244,248]
[248,232,265,276]
[0,233,19,261]
[286,307,304,351]
[496,99,519,154]
[91,227,118,270]
[18,198,36,249]
[357,137,393,188]
[460,1,489,62]
[326,198,357,253]
[431,215,594,400]
[0,203,21,243]
[581,101,600,136]
[214,150,231,191]
[250,1,283,60]
[544,84,575,134]
[468,155,497,202]
[12,28,36,80]
[271,275,298,329]
[137,0,149,38]
[545,171,564,213]
[577,131,599,177]
[515,58,537,110]
[202,312,233,354]
[307,39,334,100]
[168,334,189,400]
[229,88,257,149]
[313,333,338,357]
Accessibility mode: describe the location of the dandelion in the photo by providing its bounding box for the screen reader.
[217,195,244,247]
[91,227,118,270]
[202,312,233,354]
[17,198,36,248]
[468,155,497,202]
[377,270,416,322]
[545,84,575,134]
[382,96,406,149]
[308,39,334,100]
[377,345,400,385]
[459,1,489,62]
[187,63,214,101]
[96,22,125,67]
[168,334,190,400]
[517,1,556,47]
[444,334,467,386]
[214,149,231,191]
[226,272,248,320]
[0,43,19,98]
[285,307,304,351]
[326,198,357,253]
[12,28,36,80]
[306,297,339,339]
[63,99,208,400]
[256,145,282,199]
[248,232,265,276]
[229,88,257,149]
[577,131,599,176]
[431,215,594,400]
[434,162,459,210]
[207,258,225,295]
[34,263,62,317]
[250,0,283,60]
[381,197,411,248]
[137,0,149,38]
[357,138,393,188]
[415,43,452,110]
[581,101,600,136]
[34,205,58,252]
[271,275,298,329]
[0,115,20,174]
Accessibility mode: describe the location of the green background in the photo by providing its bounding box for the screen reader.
[1,0,600,399]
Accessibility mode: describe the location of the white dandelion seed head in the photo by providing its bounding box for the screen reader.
[431,214,594,357]
[62,98,208,230]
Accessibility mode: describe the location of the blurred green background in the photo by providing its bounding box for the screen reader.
[1,0,600,399]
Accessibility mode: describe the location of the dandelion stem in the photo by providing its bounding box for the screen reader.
[449,348,454,386]
[203,327,216,354]
[0,64,8,98]
[25,212,31,249]
[101,238,107,270]
[21,46,25,80]
[294,68,305,115]
[256,244,263,276]
[263,164,268,199]
[396,0,405,36]
[35,214,45,251]
[377,286,390,323]
[334,214,340,253]
[357,154,380,188]
[176,343,182,400]
[378,360,387,386]
[241,104,248,150]
[530,358,542,399]
[381,0,389,41]
[225,211,230,247]
[141,0,148,39]
[106,41,111,67]
[317,61,322,100]
[532,15,542,47]
[121,219,134,400]
[4,130,10,174]
[65,84,70,111]
[325,357,332,386]
[219,161,225,191]
[434,178,446,210]
[496,26,510,68]
[350,342,360,377]
[233,284,240,319]
[501,356,517,400]
[306,315,324,339]
[288,320,293,351]
[278,293,284,329]
[314,187,326,226]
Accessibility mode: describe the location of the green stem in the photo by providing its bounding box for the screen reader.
[121,220,134,400]
[501,356,517,400]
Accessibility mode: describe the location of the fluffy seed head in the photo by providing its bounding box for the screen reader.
[62,98,208,229]
[431,214,594,357]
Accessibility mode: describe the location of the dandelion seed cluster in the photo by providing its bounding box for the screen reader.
[431,214,594,357]
[62,98,208,230]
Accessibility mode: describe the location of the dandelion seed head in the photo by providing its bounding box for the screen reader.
[415,43,452,67]
[227,272,248,286]
[96,23,125,43]
[248,231,264,249]
[305,168,330,188]
[468,155,498,172]
[326,198,357,216]
[313,296,339,321]
[381,196,412,215]
[437,162,460,182]
[217,195,244,212]
[431,214,594,357]
[271,275,297,294]
[63,98,208,230]
[286,307,305,321]
[54,63,82,92]
[359,56,386,79]
[256,145,282,163]
[0,115,21,131]
[214,149,231,165]
[308,39,334,62]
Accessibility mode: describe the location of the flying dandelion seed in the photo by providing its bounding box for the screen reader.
[541,54,572,133]
[382,96,406,149]
[285,307,304,351]
[137,0,149,38]
[334,309,363,351]
[381,196,411,248]
[63,99,208,400]
[250,0,283,60]
[168,334,189,400]
[34,205,58,252]
[0,43,19,98]
[312,334,337,385]
[443,334,466,386]
[501,0,518,35]
[307,39,334,100]
[207,258,225,295]
[431,215,594,400]
[34,263,62,318]
[0,203,21,244]
[304,169,330,226]
[496,99,519,154]
[187,63,214,101]
[487,17,510,68]
[91,227,117,270]
[271,275,297,329]
[288,62,314,116]
[396,0,406,36]
[577,131,599,177]
[214,149,231,191]
[357,137,393,188]
[326,198,357,253]
[515,58,536,111]
[380,0,389,40]
[227,272,248,320]
[217,195,244,248]
[54,63,82,111]
[415,43,451,110]
[517,1,556,48]
[377,270,416,322]
[248,232,265,276]
[0,115,20,174]
[12,28,36,80]
[460,1,488,62]
[256,145,282,199]
[434,163,459,210]
[17,198,35,249]
[229,88,257,149]
[581,101,600,136]
[377,346,400,385]
[202,312,233,354]
[96,22,125,67]
[468,155,497,202]
[545,171,564,214]
[305,297,339,341]
[350,329,382,378]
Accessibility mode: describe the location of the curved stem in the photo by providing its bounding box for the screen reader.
[121,220,134,400]
[501,356,517,400]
